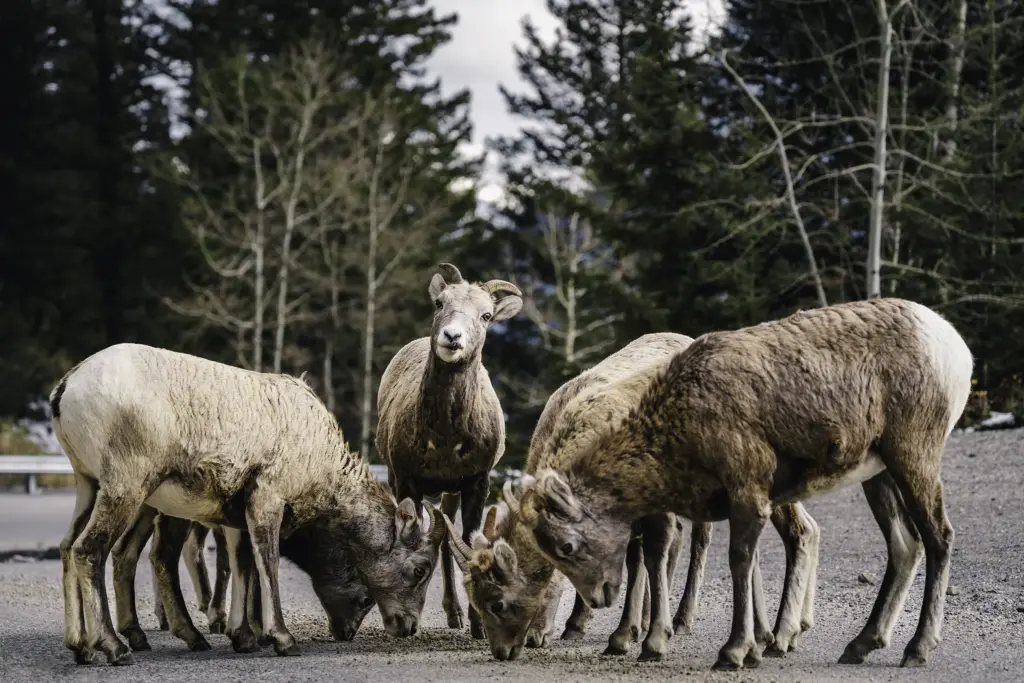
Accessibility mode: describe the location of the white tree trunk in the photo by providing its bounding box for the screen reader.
[323,336,335,415]
[360,223,378,461]
[942,0,968,164]
[866,0,896,300]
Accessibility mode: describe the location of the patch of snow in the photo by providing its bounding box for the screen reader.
[980,411,1016,429]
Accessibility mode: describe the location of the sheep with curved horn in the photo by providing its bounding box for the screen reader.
[376,262,524,637]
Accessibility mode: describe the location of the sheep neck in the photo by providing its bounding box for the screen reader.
[567,419,676,522]
[419,348,482,436]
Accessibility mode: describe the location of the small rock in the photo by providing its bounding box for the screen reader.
[1016,606,1024,613]
[858,572,878,585]
[967,452,977,458]
[947,585,961,596]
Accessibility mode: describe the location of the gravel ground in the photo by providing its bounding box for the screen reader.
[1,429,1022,682]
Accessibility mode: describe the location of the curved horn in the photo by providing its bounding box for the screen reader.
[429,507,447,547]
[437,263,464,284]
[481,279,522,297]
[502,480,521,517]
[442,512,473,560]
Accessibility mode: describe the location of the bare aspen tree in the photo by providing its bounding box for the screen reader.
[163,40,385,375]
[523,210,623,365]
[866,0,907,299]
[720,50,829,307]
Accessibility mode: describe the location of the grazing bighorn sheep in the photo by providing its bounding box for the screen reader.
[518,299,972,670]
[51,343,445,666]
[376,263,523,637]
[445,333,820,661]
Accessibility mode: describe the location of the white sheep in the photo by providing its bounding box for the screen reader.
[50,343,445,666]
[518,298,972,670]
[375,263,523,637]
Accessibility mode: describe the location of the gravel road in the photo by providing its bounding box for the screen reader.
[1,429,1022,682]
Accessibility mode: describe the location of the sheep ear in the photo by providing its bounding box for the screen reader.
[538,470,583,522]
[429,273,447,300]
[491,540,518,582]
[492,295,523,322]
[396,498,421,542]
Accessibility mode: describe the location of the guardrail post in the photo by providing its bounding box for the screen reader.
[25,473,40,495]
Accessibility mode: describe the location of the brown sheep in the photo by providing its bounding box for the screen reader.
[518,298,972,670]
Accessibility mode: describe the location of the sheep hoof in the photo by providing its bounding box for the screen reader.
[189,637,212,652]
[122,627,151,652]
[561,626,586,641]
[446,613,464,630]
[275,641,301,657]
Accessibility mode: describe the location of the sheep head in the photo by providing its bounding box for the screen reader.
[427,263,523,365]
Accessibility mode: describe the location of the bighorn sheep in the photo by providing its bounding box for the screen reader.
[444,333,820,661]
[518,299,972,670]
[376,263,523,637]
[51,343,445,666]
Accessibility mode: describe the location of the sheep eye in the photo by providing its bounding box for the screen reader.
[414,566,426,579]
[360,596,374,609]
[491,601,505,614]
[560,542,574,556]
[481,312,492,322]
[434,299,443,310]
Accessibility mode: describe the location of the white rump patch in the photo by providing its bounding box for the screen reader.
[908,302,974,435]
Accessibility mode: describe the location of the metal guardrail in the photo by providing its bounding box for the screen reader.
[0,455,74,494]
[0,456,515,495]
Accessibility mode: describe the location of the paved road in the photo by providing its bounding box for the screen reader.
[0,430,1022,682]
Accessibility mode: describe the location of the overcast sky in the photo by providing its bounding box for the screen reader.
[424,0,726,200]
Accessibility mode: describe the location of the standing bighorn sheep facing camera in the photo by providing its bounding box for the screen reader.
[50,343,444,666]
[445,333,820,661]
[518,298,972,670]
[376,263,523,637]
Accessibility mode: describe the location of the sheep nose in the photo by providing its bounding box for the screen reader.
[443,329,462,343]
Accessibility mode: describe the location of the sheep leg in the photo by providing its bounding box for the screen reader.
[73,484,152,666]
[439,491,464,629]
[245,484,299,656]
[673,521,712,634]
[223,527,260,653]
[247,565,272,645]
[646,515,683,634]
[460,473,490,640]
[639,514,676,662]
[888,451,953,668]
[150,514,211,652]
[61,472,99,665]
[150,558,169,630]
[560,592,592,640]
[840,471,923,665]
[766,502,820,655]
[603,531,647,655]
[712,495,769,671]
[208,526,231,634]
[751,547,775,652]
[112,505,157,652]
[182,523,212,621]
